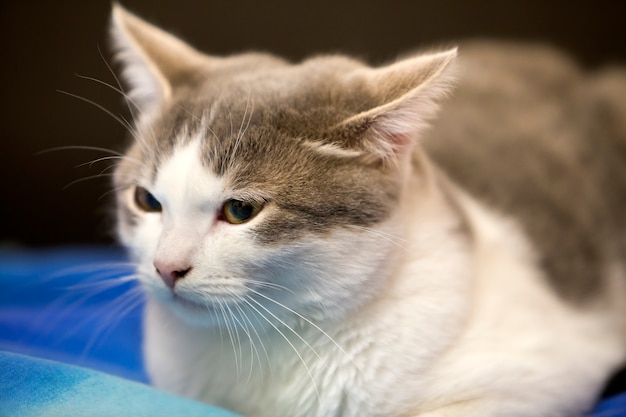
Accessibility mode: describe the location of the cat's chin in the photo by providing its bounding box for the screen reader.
[156,293,230,328]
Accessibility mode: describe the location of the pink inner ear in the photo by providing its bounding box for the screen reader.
[388,133,414,153]
[359,129,414,163]
[361,87,448,162]
[362,106,430,161]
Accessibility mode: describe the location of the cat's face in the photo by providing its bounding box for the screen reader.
[111,5,455,327]
[115,99,402,326]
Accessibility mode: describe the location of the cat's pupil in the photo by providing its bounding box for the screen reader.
[134,186,162,212]
[223,199,261,224]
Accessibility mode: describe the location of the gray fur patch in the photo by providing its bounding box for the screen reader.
[424,42,626,303]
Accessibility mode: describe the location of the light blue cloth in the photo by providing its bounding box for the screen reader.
[0,351,241,417]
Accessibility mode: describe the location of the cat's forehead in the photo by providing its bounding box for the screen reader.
[185,54,372,119]
[119,52,406,189]
[138,58,372,168]
[145,100,333,181]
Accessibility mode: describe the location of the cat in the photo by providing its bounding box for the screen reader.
[109,4,626,417]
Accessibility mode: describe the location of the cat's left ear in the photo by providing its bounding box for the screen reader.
[109,4,210,115]
[331,49,457,163]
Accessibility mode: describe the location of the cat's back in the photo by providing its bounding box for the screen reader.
[424,41,626,302]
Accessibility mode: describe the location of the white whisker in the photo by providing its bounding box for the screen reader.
[62,173,116,190]
[215,298,241,377]
[226,93,253,173]
[79,286,144,361]
[33,265,140,349]
[241,278,296,295]
[227,298,263,384]
[75,72,141,116]
[247,288,356,366]
[63,274,138,291]
[40,261,135,284]
[74,155,145,170]
[57,89,140,142]
[347,224,412,252]
[246,296,320,359]
[245,288,365,408]
[224,301,245,376]
[96,46,156,154]
[236,299,272,377]
[37,145,125,157]
[243,295,321,403]
[98,184,133,201]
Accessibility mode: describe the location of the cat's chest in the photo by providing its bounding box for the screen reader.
[144,297,461,417]
[178,302,460,417]
[143,220,474,417]
[197,322,376,417]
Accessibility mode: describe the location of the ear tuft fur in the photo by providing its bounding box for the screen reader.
[110,3,208,115]
[333,48,458,163]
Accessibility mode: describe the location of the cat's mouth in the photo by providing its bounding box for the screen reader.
[172,293,214,311]
[168,292,253,327]
[171,292,240,316]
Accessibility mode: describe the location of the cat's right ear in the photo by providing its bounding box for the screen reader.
[110,4,208,115]
[327,49,457,164]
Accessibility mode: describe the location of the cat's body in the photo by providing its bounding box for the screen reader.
[110,5,626,417]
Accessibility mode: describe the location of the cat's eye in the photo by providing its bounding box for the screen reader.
[134,186,162,212]
[222,199,262,224]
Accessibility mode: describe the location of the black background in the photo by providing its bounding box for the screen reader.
[2,0,626,246]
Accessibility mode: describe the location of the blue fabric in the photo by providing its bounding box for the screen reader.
[0,247,624,416]
[590,394,626,417]
[0,247,146,382]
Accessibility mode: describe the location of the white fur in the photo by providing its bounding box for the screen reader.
[110,4,208,117]
[137,148,626,417]
[411,189,625,417]
[110,5,172,115]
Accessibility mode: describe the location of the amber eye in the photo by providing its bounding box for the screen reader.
[222,199,262,224]
[134,186,162,212]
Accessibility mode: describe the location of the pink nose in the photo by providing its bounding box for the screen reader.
[154,260,192,289]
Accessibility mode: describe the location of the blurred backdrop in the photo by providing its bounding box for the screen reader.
[2,0,626,246]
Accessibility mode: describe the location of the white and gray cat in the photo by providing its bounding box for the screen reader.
[109,5,626,417]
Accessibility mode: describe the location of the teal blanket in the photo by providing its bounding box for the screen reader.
[0,351,241,417]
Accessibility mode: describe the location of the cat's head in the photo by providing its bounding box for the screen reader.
[110,5,456,327]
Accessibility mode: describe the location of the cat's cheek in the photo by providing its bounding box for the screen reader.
[125,217,164,269]
[248,229,395,322]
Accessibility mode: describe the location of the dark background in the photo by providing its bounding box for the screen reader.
[2,0,626,247]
